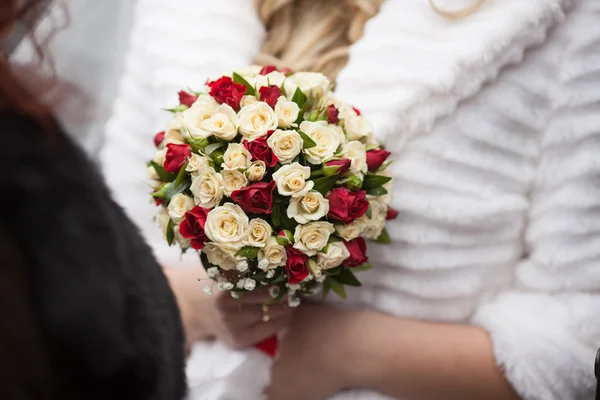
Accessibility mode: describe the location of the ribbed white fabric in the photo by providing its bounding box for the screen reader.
[100,0,600,399]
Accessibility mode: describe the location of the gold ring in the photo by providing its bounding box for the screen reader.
[261,304,270,323]
[429,0,485,20]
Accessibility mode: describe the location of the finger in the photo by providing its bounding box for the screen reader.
[225,303,292,328]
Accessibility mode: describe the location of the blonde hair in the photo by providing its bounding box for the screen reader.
[253,0,385,82]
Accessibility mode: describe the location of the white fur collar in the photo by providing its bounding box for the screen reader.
[335,0,571,152]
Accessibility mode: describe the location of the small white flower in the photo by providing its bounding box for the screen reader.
[236,260,249,272]
[269,285,280,298]
[220,169,248,196]
[244,279,256,291]
[272,162,314,198]
[288,296,301,308]
[203,285,213,295]
[287,190,329,224]
[167,193,195,223]
[238,102,278,141]
[293,221,335,256]
[342,140,368,174]
[267,129,303,164]
[205,203,249,247]
[266,269,276,279]
[217,281,234,291]
[237,278,246,289]
[222,143,252,170]
[316,275,326,283]
[224,282,234,290]
[231,291,240,299]
[300,121,340,165]
[190,167,224,208]
[247,160,267,182]
[207,267,219,278]
[201,103,239,141]
[287,284,301,291]
[274,96,300,128]
[258,258,270,271]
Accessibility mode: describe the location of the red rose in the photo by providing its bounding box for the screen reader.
[244,136,278,167]
[178,90,198,107]
[352,106,361,115]
[259,85,282,108]
[327,187,369,223]
[366,149,391,172]
[285,246,309,284]
[153,131,165,147]
[386,208,399,220]
[207,76,246,110]
[327,105,339,124]
[324,159,351,176]
[164,143,191,173]
[344,238,368,267]
[179,207,210,250]
[259,65,278,75]
[230,181,276,214]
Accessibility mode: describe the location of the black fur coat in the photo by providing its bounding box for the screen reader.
[0,112,186,399]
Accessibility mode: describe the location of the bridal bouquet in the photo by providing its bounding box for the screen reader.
[148,65,396,308]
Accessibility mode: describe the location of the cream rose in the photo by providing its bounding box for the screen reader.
[274,96,300,128]
[317,242,350,270]
[157,209,171,239]
[267,129,302,164]
[335,220,364,241]
[332,125,347,146]
[299,121,340,164]
[247,160,267,182]
[181,96,219,138]
[344,113,373,142]
[190,167,224,208]
[174,225,191,250]
[253,71,286,89]
[246,218,272,247]
[167,193,195,223]
[284,72,330,99]
[240,95,258,107]
[222,143,252,170]
[342,140,368,174]
[205,203,249,247]
[238,102,278,141]
[201,103,238,140]
[153,148,166,165]
[203,242,239,271]
[220,169,248,196]
[287,190,329,224]
[293,221,335,256]
[359,197,387,240]
[258,236,287,270]
[186,153,211,174]
[164,116,186,144]
[147,165,159,181]
[272,163,314,198]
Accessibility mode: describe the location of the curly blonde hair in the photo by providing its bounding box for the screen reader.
[253,0,386,82]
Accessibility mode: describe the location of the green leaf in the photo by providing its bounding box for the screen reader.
[362,174,392,190]
[353,263,373,272]
[311,175,338,196]
[291,87,307,108]
[232,72,256,96]
[326,277,347,300]
[366,205,372,219]
[335,267,362,287]
[235,246,259,260]
[324,266,342,276]
[164,179,189,205]
[188,136,209,153]
[377,160,394,172]
[211,150,225,169]
[174,162,189,188]
[298,130,317,149]
[152,182,171,199]
[205,142,227,155]
[279,204,299,232]
[322,279,331,300]
[367,186,388,197]
[374,227,391,244]
[150,161,176,182]
[271,203,281,229]
[365,143,380,151]
[166,219,174,246]
[162,104,189,113]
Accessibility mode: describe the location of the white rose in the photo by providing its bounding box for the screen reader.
[205,203,249,247]
[164,116,186,144]
[359,197,386,240]
[272,163,314,198]
[300,121,340,164]
[344,113,373,141]
[238,102,278,141]
[181,96,220,138]
[332,125,347,146]
[267,129,302,164]
[190,167,224,208]
[255,71,286,89]
[337,103,358,120]
[335,220,364,241]
[174,225,191,250]
[247,160,267,182]
[186,153,211,174]
[203,242,239,271]
[246,218,272,247]
[222,143,252,170]
[293,221,335,256]
[167,193,195,223]
[240,95,258,107]
[201,104,238,141]
[287,191,329,223]
[153,148,166,165]
[274,96,300,128]
[157,209,171,239]
[220,169,248,196]
[284,72,330,99]
[342,140,368,174]
[317,242,350,270]
[258,236,287,270]
[147,165,159,181]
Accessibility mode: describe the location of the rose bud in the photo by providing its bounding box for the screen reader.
[324,159,351,176]
[259,85,283,108]
[244,136,278,167]
[164,143,191,173]
[179,206,210,250]
[259,65,278,75]
[366,149,391,172]
[178,90,198,107]
[339,175,363,191]
[386,208,399,220]
[276,230,294,246]
[230,181,276,214]
[344,237,368,267]
[153,131,165,147]
[207,76,247,110]
[327,187,369,223]
[327,105,339,124]
[285,246,309,284]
